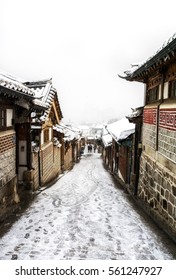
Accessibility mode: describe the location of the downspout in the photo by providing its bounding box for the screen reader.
[134,122,142,195]
[156,73,165,151]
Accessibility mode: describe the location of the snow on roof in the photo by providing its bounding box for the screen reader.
[32,98,48,109]
[0,72,35,97]
[120,33,176,80]
[25,79,62,121]
[77,125,90,130]
[107,117,135,142]
[123,62,144,76]
[54,123,81,141]
[126,107,143,120]
[102,134,112,147]
[0,70,26,83]
[0,71,62,116]
[91,124,104,129]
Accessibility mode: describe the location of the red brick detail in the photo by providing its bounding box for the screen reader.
[159,109,176,131]
[143,108,157,125]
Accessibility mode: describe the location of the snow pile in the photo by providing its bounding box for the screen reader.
[0,73,35,96]
[107,117,135,142]
[102,134,112,147]
[0,153,175,260]
[54,123,81,141]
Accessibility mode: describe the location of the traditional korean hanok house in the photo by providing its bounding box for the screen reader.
[54,123,81,171]
[0,72,45,220]
[86,136,94,145]
[106,117,135,185]
[101,128,112,169]
[25,79,63,190]
[120,34,176,239]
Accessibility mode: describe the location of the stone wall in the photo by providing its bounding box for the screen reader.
[138,152,176,231]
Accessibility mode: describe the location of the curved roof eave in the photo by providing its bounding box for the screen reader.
[120,36,176,82]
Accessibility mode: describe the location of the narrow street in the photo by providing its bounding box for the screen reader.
[0,151,176,260]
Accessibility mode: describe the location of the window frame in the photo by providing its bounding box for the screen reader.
[0,108,6,129]
[168,79,176,98]
[146,85,159,104]
[0,107,14,131]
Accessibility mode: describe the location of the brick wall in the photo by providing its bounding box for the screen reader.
[158,108,176,163]
[0,132,16,188]
[0,131,18,221]
[143,123,157,150]
[0,132,16,154]
[138,152,176,230]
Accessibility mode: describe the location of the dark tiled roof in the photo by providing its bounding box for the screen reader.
[120,33,176,82]
[0,72,35,98]
[25,79,63,120]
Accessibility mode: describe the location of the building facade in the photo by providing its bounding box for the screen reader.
[121,34,176,239]
[0,72,45,220]
[101,117,135,187]
[27,79,63,189]
[106,117,135,184]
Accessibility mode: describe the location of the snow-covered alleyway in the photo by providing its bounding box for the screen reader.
[0,152,176,260]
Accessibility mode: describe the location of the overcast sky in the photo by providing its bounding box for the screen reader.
[1,0,176,125]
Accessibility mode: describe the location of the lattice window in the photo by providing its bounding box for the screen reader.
[146,86,159,103]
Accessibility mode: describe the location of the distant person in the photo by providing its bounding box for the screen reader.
[94,144,97,152]
[88,144,90,152]
[88,144,92,152]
